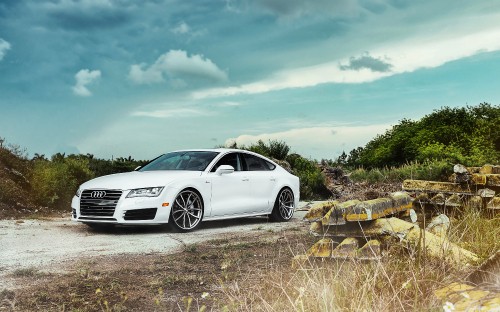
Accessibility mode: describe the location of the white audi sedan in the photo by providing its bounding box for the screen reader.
[71,149,300,231]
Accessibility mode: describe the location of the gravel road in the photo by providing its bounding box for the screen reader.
[0,205,310,289]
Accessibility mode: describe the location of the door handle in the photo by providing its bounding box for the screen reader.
[242,178,250,181]
[270,178,276,181]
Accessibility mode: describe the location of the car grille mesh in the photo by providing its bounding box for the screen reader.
[124,208,158,221]
[80,190,122,217]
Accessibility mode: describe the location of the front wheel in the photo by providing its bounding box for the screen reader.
[269,188,295,222]
[169,189,204,232]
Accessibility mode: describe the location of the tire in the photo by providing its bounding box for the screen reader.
[269,188,295,222]
[169,189,204,232]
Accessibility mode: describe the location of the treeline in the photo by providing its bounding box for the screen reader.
[341,103,499,168]
[1,103,498,212]
[0,141,147,210]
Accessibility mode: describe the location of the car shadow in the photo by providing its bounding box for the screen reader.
[84,216,274,235]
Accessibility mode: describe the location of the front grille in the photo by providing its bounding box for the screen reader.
[80,189,122,217]
[124,208,157,221]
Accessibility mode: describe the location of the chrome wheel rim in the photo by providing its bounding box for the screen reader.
[171,190,203,230]
[278,189,294,220]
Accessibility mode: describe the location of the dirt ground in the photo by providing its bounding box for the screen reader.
[0,184,423,311]
[0,207,318,311]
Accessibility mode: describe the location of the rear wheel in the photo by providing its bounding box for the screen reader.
[169,189,204,232]
[269,188,295,222]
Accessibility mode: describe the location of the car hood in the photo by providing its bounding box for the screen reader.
[80,171,203,191]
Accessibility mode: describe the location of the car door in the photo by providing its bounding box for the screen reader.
[208,152,253,217]
[240,153,277,213]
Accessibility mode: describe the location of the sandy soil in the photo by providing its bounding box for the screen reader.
[0,205,310,289]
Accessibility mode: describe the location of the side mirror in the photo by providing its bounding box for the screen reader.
[215,165,234,175]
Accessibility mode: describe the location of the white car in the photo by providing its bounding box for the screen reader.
[71,149,300,231]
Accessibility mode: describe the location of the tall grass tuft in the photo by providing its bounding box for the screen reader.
[350,160,452,184]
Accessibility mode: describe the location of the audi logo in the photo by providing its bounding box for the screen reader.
[91,191,107,198]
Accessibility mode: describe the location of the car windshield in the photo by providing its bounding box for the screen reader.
[139,151,219,172]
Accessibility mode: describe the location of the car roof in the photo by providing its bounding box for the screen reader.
[169,148,277,163]
[170,148,251,153]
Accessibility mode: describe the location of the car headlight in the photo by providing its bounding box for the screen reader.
[126,187,164,198]
[76,188,82,197]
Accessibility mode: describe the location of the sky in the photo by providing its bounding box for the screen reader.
[1,0,500,161]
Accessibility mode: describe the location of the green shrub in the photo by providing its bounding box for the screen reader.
[348,103,500,168]
[30,157,94,209]
[350,160,451,183]
[246,140,290,160]
[286,154,329,199]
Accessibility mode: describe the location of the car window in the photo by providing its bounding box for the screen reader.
[210,153,240,172]
[241,153,270,171]
[139,151,219,171]
[265,160,276,170]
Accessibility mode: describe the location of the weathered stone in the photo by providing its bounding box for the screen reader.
[431,193,446,205]
[303,201,338,221]
[415,192,430,203]
[390,191,412,206]
[471,174,487,185]
[331,237,358,258]
[306,238,334,257]
[321,200,360,225]
[468,196,483,209]
[477,188,495,198]
[435,282,500,312]
[309,221,324,235]
[485,174,500,187]
[454,164,468,174]
[487,196,500,210]
[426,214,450,236]
[403,180,473,194]
[340,217,481,266]
[479,164,500,174]
[357,239,381,259]
[445,194,463,207]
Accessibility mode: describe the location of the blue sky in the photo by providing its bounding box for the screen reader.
[1,0,499,160]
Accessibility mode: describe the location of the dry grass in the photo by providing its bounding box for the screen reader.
[221,240,468,311]
[3,206,498,311]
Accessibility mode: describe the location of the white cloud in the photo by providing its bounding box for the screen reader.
[226,124,391,159]
[216,101,242,107]
[0,38,11,61]
[72,69,101,96]
[192,10,500,100]
[131,107,213,118]
[128,50,227,85]
[171,21,190,34]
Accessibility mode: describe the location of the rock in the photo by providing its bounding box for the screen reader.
[426,214,450,236]
[454,164,469,174]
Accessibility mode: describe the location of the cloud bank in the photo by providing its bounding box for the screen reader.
[192,23,500,99]
[226,124,391,159]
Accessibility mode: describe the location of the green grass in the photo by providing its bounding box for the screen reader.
[349,160,452,183]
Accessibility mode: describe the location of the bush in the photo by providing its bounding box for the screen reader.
[246,140,290,160]
[30,157,94,209]
[286,154,330,199]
